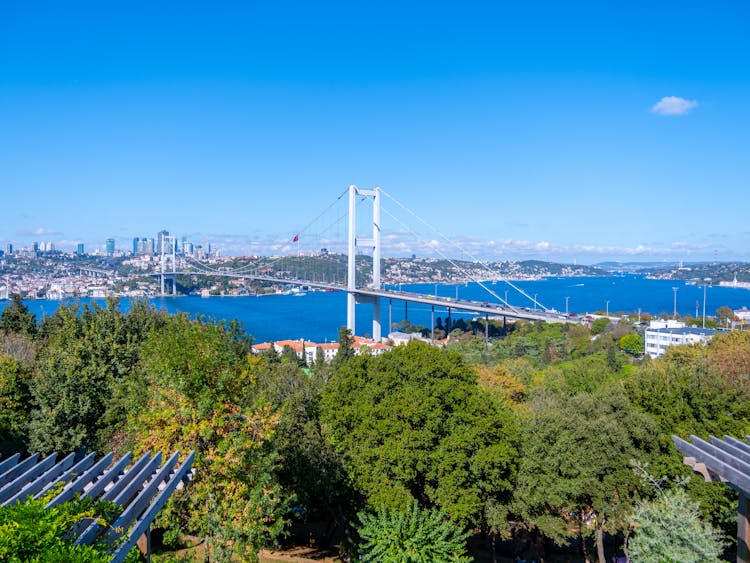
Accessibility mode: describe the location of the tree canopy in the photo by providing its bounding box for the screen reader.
[321,341,519,529]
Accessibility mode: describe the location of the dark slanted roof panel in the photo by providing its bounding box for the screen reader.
[673,434,750,494]
[0,450,194,563]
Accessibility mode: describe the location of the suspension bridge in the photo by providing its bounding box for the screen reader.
[155,185,576,340]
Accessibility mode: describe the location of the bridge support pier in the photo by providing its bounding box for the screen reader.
[389,299,393,336]
[431,306,435,343]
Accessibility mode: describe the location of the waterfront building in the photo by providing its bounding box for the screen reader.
[388,331,425,346]
[251,336,392,365]
[106,238,115,256]
[644,319,716,359]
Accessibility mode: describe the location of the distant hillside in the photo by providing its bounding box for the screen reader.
[380,257,607,283]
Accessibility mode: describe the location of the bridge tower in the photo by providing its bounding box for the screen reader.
[347,185,382,340]
[160,234,177,295]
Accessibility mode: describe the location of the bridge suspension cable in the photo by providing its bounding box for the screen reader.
[379,188,550,312]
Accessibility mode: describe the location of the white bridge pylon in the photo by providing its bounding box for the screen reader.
[347,184,382,341]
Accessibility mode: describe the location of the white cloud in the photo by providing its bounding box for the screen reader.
[180,229,728,263]
[651,96,699,116]
[16,227,62,237]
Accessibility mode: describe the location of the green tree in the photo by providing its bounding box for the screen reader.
[254,355,355,543]
[321,342,519,530]
[281,344,301,365]
[332,326,355,368]
[0,293,36,336]
[625,334,750,534]
[0,354,31,455]
[715,305,734,327]
[590,317,611,335]
[513,385,658,563]
[28,300,158,453]
[128,315,287,560]
[628,487,724,562]
[619,333,644,355]
[528,351,626,397]
[355,499,472,563]
[314,345,326,369]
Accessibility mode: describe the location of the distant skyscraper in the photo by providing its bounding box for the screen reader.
[77,243,85,255]
[32,242,39,252]
[156,230,169,255]
[132,237,139,255]
[106,238,115,256]
[5,244,11,255]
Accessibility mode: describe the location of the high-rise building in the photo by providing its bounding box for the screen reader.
[32,242,39,252]
[106,238,115,256]
[4,244,11,255]
[77,243,85,255]
[132,237,139,255]
[156,230,169,255]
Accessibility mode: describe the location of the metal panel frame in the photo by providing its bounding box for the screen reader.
[674,434,750,563]
[0,450,194,562]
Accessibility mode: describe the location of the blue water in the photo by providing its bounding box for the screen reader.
[2,276,749,342]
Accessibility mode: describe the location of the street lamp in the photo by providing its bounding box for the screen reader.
[702,278,711,329]
[605,300,610,318]
[565,296,570,316]
[672,287,679,320]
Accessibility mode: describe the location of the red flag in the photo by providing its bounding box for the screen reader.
[292,234,299,243]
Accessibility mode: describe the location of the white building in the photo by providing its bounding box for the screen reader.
[251,336,392,365]
[644,320,716,359]
[735,308,750,326]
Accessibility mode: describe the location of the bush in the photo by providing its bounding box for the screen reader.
[355,499,472,562]
[0,493,138,562]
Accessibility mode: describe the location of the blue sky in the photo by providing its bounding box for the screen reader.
[1,1,748,263]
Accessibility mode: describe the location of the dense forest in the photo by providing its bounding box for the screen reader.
[1,294,748,562]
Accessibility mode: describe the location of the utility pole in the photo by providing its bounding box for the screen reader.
[672,287,679,320]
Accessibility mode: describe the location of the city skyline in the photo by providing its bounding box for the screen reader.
[2,2,749,264]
